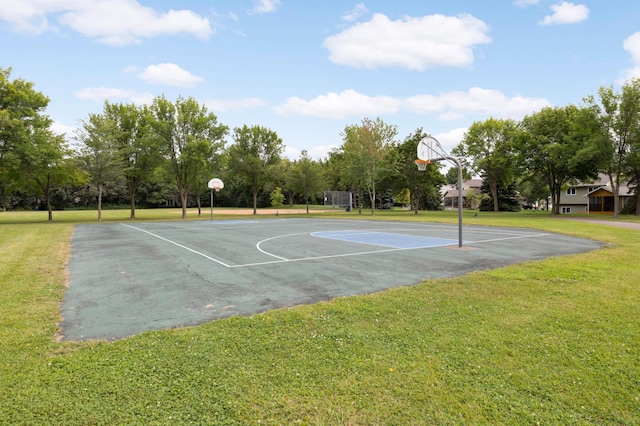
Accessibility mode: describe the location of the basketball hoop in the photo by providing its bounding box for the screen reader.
[415,159,430,171]
[207,178,224,220]
[208,178,224,192]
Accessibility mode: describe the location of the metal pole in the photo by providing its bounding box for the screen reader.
[451,156,463,248]
[419,136,463,248]
[210,189,213,221]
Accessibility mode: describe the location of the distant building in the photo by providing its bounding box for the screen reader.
[557,174,633,214]
[441,179,483,209]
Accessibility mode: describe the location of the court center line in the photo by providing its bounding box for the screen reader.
[119,223,231,268]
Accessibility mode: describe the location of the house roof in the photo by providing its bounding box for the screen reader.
[441,178,483,196]
[572,173,609,187]
[444,189,465,198]
[585,182,633,197]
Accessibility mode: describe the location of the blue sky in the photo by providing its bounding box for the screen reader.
[2,0,640,159]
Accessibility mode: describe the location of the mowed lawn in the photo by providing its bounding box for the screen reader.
[1,209,638,424]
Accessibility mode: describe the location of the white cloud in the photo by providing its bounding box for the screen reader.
[0,0,212,45]
[307,144,338,159]
[539,2,589,25]
[283,145,301,160]
[274,90,402,119]
[250,0,281,14]
[432,128,468,155]
[342,3,369,22]
[123,65,139,74]
[274,88,550,122]
[75,87,154,104]
[323,13,491,70]
[0,0,58,33]
[284,144,337,160]
[405,87,550,120]
[50,120,76,137]
[204,97,268,112]
[138,63,203,88]
[619,32,640,83]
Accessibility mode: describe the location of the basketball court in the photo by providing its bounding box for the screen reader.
[59,218,603,341]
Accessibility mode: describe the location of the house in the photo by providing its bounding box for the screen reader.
[442,179,483,209]
[586,182,633,214]
[557,174,633,214]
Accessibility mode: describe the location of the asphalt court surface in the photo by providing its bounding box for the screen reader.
[60,218,604,341]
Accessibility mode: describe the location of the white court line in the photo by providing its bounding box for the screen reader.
[120,222,550,270]
[466,233,550,244]
[257,230,413,261]
[232,244,458,268]
[310,230,381,238]
[129,219,286,233]
[120,223,231,268]
[255,232,307,261]
[241,232,551,268]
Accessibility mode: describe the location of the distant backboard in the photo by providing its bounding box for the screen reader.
[208,178,224,191]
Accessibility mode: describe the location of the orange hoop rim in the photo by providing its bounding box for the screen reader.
[414,159,431,165]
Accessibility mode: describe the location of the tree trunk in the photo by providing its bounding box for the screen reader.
[305,191,309,214]
[180,189,188,219]
[196,190,202,217]
[490,181,499,212]
[46,192,53,222]
[357,187,362,214]
[370,188,375,215]
[129,186,136,219]
[253,190,258,215]
[97,183,103,222]
[605,172,620,217]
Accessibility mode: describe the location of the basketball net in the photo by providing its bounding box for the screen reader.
[415,159,430,171]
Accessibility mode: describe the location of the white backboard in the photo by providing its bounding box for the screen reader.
[208,178,224,190]
[417,137,434,161]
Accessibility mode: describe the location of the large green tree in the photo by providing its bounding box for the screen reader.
[16,127,85,221]
[519,105,608,215]
[453,118,520,212]
[393,129,445,214]
[150,96,228,219]
[227,125,284,214]
[102,102,161,219]
[585,79,640,216]
[288,150,326,213]
[339,117,397,215]
[628,132,640,215]
[76,113,123,221]
[0,67,51,209]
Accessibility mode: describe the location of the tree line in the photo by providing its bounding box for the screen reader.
[2,66,640,220]
[454,79,640,217]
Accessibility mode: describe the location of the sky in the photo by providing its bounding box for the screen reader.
[2,0,640,160]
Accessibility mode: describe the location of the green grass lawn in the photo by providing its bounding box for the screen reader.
[1,209,639,424]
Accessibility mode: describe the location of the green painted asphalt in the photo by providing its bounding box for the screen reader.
[60,218,604,341]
